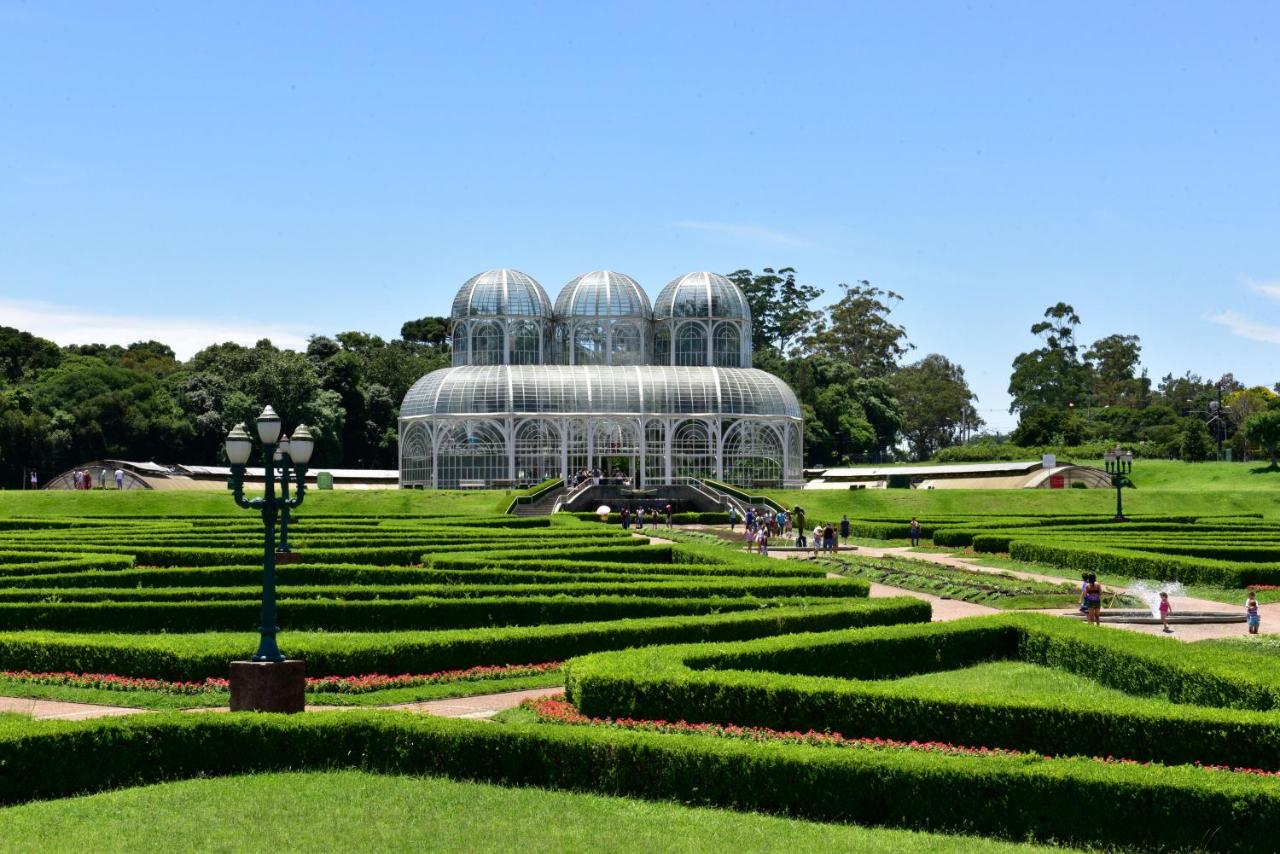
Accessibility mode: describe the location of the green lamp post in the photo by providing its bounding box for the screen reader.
[1102,446,1133,522]
[225,408,315,663]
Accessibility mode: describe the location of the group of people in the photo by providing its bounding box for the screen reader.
[729,506,854,556]
[68,467,125,490]
[1082,575,1262,636]
[572,467,630,487]
[619,503,673,530]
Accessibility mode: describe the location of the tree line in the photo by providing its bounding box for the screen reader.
[3,271,1278,488]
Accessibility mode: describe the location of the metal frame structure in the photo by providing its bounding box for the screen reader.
[407,269,802,489]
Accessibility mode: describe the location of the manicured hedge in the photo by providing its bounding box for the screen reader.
[0,576,868,604]
[0,594,839,633]
[0,599,927,679]
[1006,540,1280,586]
[2,711,1279,850]
[564,613,1280,771]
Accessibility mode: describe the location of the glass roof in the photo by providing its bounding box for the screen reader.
[451,269,552,319]
[554,271,652,318]
[401,366,801,419]
[654,272,752,321]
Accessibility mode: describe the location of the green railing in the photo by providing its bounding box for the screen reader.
[504,478,564,514]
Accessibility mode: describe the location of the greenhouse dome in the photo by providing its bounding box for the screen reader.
[553,271,653,366]
[652,272,752,368]
[401,267,801,490]
[450,269,553,366]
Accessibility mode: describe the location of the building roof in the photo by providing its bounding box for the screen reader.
[400,365,802,419]
[653,272,752,321]
[451,268,552,319]
[812,462,1047,479]
[554,270,652,318]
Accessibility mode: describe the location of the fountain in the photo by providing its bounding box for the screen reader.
[1065,579,1244,625]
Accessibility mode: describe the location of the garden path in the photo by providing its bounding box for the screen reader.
[0,686,566,722]
[683,525,1274,642]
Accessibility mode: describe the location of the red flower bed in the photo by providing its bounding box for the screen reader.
[524,697,1280,779]
[0,662,560,697]
[1248,585,1280,592]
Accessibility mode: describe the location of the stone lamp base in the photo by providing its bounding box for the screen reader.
[229,660,306,713]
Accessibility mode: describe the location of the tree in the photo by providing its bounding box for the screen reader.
[0,327,61,383]
[724,268,821,357]
[891,354,983,460]
[400,316,451,348]
[1084,333,1146,406]
[1244,409,1280,469]
[1180,418,1213,462]
[1008,303,1091,414]
[802,282,912,377]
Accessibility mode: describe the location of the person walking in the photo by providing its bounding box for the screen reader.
[794,506,805,535]
[1246,591,1261,635]
[728,506,738,531]
[114,468,124,490]
[29,470,37,490]
[757,525,769,556]
[665,503,674,529]
[839,514,851,545]
[621,506,631,530]
[1159,591,1173,633]
[1082,574,1103,626]
[909,518,922,547]
[636,507,645,531]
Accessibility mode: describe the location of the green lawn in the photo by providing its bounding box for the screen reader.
[0,488,512,518]
[0,770,1061,853]
[765,460,1280,520]
[887,660,1139,705]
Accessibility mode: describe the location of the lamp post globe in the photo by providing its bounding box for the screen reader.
[256,405,282,446]
[289,424,315,465]
[225,423,253,466]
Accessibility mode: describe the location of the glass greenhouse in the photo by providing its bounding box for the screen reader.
[399,269,804,489]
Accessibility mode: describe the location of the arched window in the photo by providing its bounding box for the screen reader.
[713,323,741,367]
[653,326,671,365]
[401,423,433,486]
[573,324,606,365]
[471,322,504,366]
[510,321,541,365]
[671,419,714,479]
[675,322,707,367]
[722,421,783,488]
[611,323,642,366]
[514,420,560,486]
[451,322,469,366]
[435,420,507,487]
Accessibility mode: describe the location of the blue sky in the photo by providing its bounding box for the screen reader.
[1,1,1277,430]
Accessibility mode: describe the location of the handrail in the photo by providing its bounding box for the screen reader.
[702,478,787,513]
[553,479,594,514]
[505,478,565,514]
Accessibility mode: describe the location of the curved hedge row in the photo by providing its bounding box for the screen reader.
[0,598,925,679]
[564,613,1280,771]
[2,710,1278,850]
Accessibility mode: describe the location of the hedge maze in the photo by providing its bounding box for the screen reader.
[0,512,916,688]
[846,512,1280,588]
[4,503,1280,850]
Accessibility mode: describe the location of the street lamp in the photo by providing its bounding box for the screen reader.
[1102,446,1133,521]
[225,406,313,665]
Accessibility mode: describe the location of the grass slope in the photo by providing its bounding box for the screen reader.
[0,770,1061,853]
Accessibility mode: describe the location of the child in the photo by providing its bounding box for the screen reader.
[1159,591,1172,633]
[1246,591,1261,635]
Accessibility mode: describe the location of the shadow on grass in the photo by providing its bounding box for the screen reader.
[1248,464,1280,475]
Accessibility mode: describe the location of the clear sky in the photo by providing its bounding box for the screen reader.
[1,1,1277,430]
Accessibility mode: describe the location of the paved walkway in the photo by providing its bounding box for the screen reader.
[684,525,1271,642]
[0,687,565,723]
